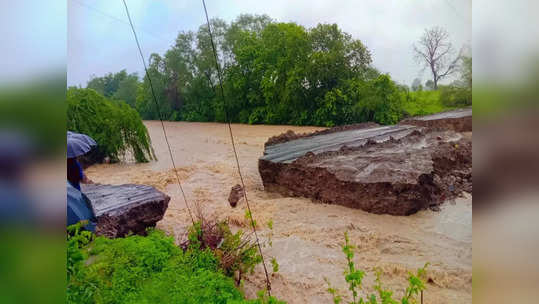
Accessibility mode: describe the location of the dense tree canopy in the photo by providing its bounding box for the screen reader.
[86,16,472,127]
[87,70,140,107]
[131,15,402,126]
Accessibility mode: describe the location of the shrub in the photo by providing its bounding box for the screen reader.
[67,224,284,304]
[325,232,428,304]
[439,85,472,107]
[67,87,155,163]
[182,218,264,286]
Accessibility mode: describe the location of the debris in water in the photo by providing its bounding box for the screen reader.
[228,184,244,208]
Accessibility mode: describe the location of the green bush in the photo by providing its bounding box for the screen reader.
[439,85,472,107]
[67,225,284,304]
[402,90,448,117]
[67,88,155,163]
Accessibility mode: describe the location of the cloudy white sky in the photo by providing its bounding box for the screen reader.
[68,0,471,87]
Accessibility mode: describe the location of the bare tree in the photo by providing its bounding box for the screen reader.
[414,26,461,89]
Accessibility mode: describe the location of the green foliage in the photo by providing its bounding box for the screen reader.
[67,87,155,163]
[185,219,263,285]
[439,85,472,107]
[402,90,449,117]
[271,257,279,273]
[326,232,428,304]
[218,222,263,278]
[120,14,411,127]
[67,225,285,304]
[87,70,140,107]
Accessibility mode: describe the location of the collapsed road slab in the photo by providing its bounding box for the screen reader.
[259,125,472,215]
[82,183,170,237]
[400,108,472,132]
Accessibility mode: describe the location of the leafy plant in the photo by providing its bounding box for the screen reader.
[439,85,472,107]
[326,232,429,304]
[67,88,155,163]
[182,218,264,286]
[67,224,285,304]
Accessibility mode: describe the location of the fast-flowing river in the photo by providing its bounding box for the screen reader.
[86,121,472,304]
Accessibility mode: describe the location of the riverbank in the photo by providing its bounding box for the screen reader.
[86,121,472,303]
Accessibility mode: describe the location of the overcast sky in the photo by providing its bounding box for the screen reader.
[68,0,471,87]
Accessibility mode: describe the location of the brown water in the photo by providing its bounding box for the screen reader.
[86,121,472,303]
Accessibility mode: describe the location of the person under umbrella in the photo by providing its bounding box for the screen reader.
[67,131,97,231]
[67,131,95,190]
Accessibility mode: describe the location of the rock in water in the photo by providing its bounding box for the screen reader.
[81,183,170,238]
[259,124,472,216]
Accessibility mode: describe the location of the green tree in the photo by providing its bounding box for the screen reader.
[109,15,413,127]
[113,72,139,107]
[67,88,154,163]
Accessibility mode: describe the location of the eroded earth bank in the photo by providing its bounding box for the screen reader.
[86,121,472,304]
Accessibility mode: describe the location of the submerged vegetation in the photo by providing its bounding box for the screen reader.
[326,232,428,304]
[84,14,471,128]
[67,87,154,163]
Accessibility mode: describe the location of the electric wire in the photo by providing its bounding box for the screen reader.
[201,0,272,294]
[121,0,195,225]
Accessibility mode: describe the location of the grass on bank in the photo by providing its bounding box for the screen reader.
[67,222,283,304]
[402,90,447,117]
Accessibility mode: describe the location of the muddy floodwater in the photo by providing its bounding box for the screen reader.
[86,121,472,304]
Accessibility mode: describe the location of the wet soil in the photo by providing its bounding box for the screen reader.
[82,183,170,238]
[85,121,472,304]
[260,129,472,215]
[400,108,472,132]
[265,122,378,147]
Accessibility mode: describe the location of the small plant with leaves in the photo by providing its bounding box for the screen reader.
[266,219,280,274]
[326,232,428,304]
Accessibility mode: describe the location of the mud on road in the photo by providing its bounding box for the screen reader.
[86,121,472,304]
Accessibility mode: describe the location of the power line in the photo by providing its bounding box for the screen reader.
[72,0,171,44]
[121,0,195,225]
[201,0,272,294]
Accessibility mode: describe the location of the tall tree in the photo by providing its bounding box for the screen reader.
[414,26,461,89]
[113,72,139,107]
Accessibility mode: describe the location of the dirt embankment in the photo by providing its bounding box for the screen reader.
[260,128,471,215]
[400,108,472,132]
[265,122,379,147]
[86,121,472,303]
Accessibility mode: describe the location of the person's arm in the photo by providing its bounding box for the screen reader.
[76,159,93,184]
[81,173,93,184]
